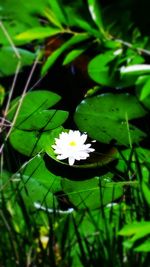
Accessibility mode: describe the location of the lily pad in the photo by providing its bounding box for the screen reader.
[8,91,68,157]
[74,93,147,146]
[1,156,60,211]
[7,90,61,121]
[9,129,46,156]
[62,174,123,209]
[13,109,68,130]
[16,155,61,207]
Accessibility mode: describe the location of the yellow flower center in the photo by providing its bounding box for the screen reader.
[69,141,77,147]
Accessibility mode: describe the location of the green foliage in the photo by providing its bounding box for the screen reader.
[15,155,61,209]
[63,47,88,65]
[0,84,5,105]
[62,174,123,209]
[136,75,150,108]
[1,0,150,266]
[87,0,104,34]
[88,50,122,87]
[119,221,150,252]
[88,49,146,88]
[74,93,147,145]
[8,90,61,120]
[8,90,68,156]
[0,47,35,76]
[14,26,62,44]
[41,33,91,76]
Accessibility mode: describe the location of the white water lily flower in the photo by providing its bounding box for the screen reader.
[52,130,95,166]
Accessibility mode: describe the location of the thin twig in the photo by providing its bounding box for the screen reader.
[0,21,21,59]
[0,54,40,154]
[0,61,21,133]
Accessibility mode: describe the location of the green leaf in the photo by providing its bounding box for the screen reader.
[62,174,123,209]
[43,127,65,162]
[13,109,68,130]
[74,93,147,146]
[16,155,60,210]
[41,33,91,75]
[0,84,5,106]
[47,0,68,25]
[134,239,150,252]
[141,166,150,205]
[0,21,28,46]
[18,155,61,194]
[119,221,150,250]
[88,50,147,88]
[87,0,104,34]
[63,47,87,65]
[119,222,150,239]
[88,50,122,87]
[7,90,61,122]
[136,75,150,109]
[8,91,68,157]
[120,64,150,88]
[9,128,45,156]
[73,17,99,37]
[0,46,35,76]
[0,170,12,199]
[136,75,150,100]
[14,26,62,43]
[47,0,99,36]
[43,8,63,29]
[119,221,150,237]
[116,147,150,174]
[0,0,46,28]
[120,64,150,78]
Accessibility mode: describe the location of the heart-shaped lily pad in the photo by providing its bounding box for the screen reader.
[74,93,147,146]
[7,90,61,122]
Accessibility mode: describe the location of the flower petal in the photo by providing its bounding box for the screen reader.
[57,154,68,160]
[51,130,95,165]
[68,157,75,165]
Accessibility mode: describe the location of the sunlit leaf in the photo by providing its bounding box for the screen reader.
[0,0,46,27]
[0,21,28,45]
[63,47,87,65]
[136,75,150,108]
[119,221,150,237]
[120,64,150,77]
[136,76,150,101]
[119,221,150,251]
[15,26,62,43]
[87,0,104,34]
[47,0,68,25]
[0,46,35,76]
[88,50,121,87]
